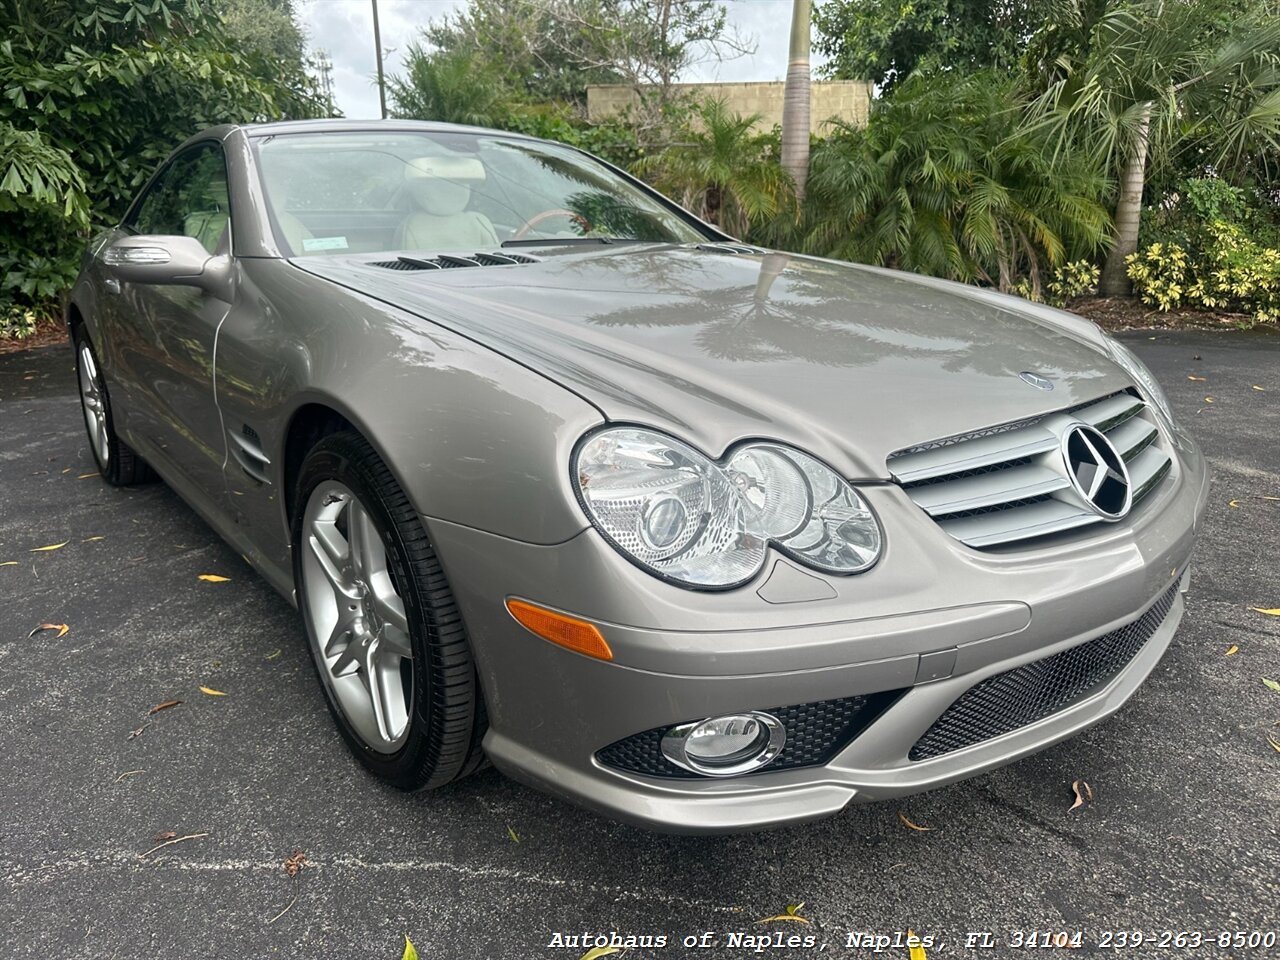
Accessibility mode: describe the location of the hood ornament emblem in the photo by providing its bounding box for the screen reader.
[1018,371,1054,391]
[1062,424,1132,519]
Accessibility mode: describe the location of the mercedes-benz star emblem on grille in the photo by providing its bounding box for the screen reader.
[1018,371,1054,390]
[1062,424,1132,519]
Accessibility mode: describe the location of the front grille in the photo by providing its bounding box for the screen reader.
[597,692,903,779]
[909,579,1181,761]
[888,390,1174,549]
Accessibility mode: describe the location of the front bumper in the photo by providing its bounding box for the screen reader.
[425,428,1209,834]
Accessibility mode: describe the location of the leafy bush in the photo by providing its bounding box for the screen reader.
[1012,260,1100,307]
[1,0,328,330]
[0,303,40,340]
[1127,223,1280,323]
[801,70,1111,294]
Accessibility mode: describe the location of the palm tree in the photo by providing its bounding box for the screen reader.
[1029,0,1280,296]
[803,70,1111,294]
[634,99,793,239]
[780,0,813,201]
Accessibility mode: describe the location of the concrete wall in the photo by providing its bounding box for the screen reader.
[586,81,871,134]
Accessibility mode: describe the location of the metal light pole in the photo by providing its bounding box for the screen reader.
[371,0,388,119]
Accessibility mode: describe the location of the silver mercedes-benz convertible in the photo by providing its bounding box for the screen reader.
[67,119,1208,832]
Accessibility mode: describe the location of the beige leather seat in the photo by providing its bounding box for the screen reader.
[183,171,230,253]
[398,156,498,251]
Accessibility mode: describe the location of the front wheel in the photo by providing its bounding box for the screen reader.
[292,431,486,790]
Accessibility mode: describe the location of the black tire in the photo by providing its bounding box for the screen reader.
[73,329,155,486]
[292,430,486,790]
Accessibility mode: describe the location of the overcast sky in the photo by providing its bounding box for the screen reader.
[298,0,825,120]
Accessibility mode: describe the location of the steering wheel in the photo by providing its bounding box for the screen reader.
[512,208,592,240]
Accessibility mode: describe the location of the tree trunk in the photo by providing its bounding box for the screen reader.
[1099,104,1152,297]
[780,0,812,202]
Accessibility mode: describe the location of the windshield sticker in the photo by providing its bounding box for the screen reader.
[302,236,349,252]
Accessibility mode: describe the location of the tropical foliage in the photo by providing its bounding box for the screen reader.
[635,99,793,238]
[1,0,329,317]
[800,71,1111,295]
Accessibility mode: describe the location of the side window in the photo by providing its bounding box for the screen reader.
[130,143,230,255]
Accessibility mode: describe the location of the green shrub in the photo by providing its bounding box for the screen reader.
[1126,222,1280,323]
[0,303,40,340]
[1012,260,1101,307]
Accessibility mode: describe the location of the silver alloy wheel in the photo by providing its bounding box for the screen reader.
[301,481,414,753]
[77,341,109,467]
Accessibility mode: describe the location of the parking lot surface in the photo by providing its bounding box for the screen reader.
[1,330,1278,958]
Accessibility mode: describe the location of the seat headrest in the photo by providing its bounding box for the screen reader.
[404,156,486,217]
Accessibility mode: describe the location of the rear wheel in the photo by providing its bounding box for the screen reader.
[74,330,154,486]
[293,431,485,790]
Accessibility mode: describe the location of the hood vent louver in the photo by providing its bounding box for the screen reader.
[369,252,541,271]
[695,243,767,256]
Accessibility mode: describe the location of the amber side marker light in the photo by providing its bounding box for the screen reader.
[505,598,613,661]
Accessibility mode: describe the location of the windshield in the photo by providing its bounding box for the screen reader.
[253,130,707,257]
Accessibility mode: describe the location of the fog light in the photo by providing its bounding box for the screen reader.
[660,711,786,777]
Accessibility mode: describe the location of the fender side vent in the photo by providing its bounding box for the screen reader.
[229,426,271,485]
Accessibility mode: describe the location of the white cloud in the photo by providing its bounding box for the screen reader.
[299,0,828,118]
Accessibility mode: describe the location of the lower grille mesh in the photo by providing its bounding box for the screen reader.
[598,692,902,779]
[909,580,1182,761]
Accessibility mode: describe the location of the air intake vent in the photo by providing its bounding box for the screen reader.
[368,252,540,271]
[889,390,1173,549]
[695,243,767,255]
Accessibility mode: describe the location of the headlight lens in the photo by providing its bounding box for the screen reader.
[573,427,882,588]
[1106,338,1176,424]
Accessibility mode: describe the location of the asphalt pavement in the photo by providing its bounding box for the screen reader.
[1,330,1278,959]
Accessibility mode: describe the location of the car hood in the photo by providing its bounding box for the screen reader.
[295,245,1128,479]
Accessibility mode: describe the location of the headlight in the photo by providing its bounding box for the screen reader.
[573,427,882,589]
[1106,338,1176,424]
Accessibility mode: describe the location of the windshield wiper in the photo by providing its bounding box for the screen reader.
[500,237,651,248]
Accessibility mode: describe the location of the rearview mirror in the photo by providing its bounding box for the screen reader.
[104,235,232,299]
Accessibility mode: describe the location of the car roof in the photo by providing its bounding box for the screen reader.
[238,118,542,141]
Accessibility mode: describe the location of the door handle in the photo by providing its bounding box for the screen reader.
[104,277,121,295]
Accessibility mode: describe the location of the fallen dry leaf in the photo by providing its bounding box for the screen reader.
[264,649,282,660]
[1228,499,1242,508]
[908,930,929,960]
[403,936,420,960]
[1267,733,1280,754]
[1253,385,1266,391]
[1263,678,1280,693]
[199,686,228,697]
[77,472,97,479]
[147,699,182,715]
[127,725,147,740]
[283,850,309,877]
[1069,779,1094,811]
[577,950,621,960]
[507,825,520,843]
[28,622,69,638]
[1204,396,1215,403]
[758,903,810,924]
[1187,375,1207,381]
[1251,607,1280,617]
[1225,644,1239,656]
[81,536,104,542]
[0,561,17,567]
[30,541,69,552]
[153,831,178,843]
[1263,497,1280,502]
[115,769,144,783]
[898,811,933,832]
[197,574,230,583]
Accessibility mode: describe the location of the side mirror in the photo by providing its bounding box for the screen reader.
[104,235,232,300]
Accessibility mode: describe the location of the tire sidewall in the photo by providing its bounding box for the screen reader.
[291,438,440,787]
